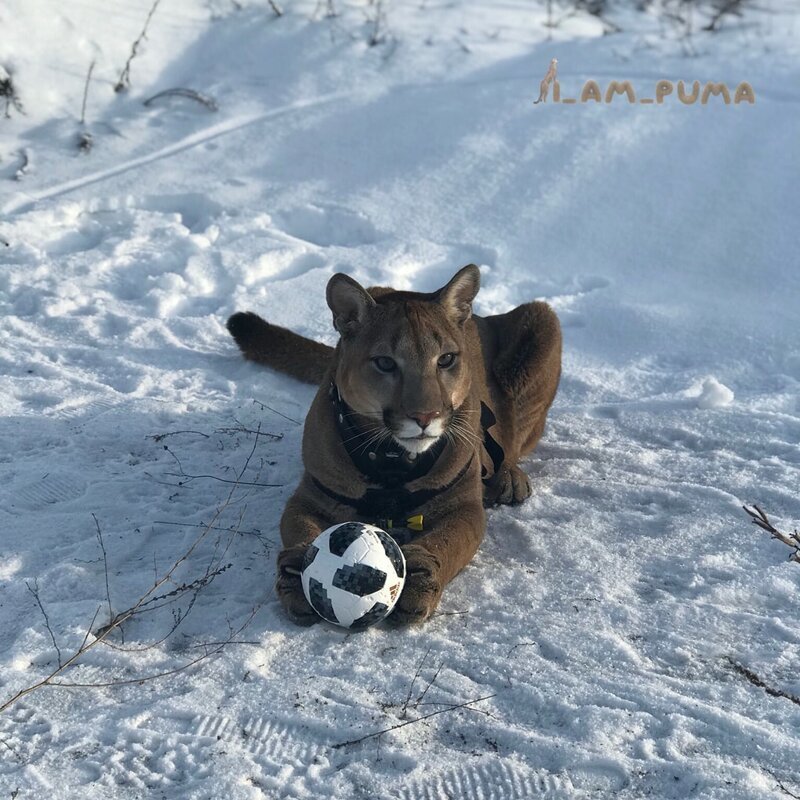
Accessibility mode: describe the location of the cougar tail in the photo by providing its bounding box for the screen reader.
[226,311,334,386]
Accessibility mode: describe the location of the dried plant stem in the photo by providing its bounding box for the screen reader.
[0,428,262,715]
[742,505,800,563]
[252,398,302,425]
[50,606,260,689]
[400,646,432,718]
[726,657,800,707]
[25,579,62,667]
[80,60,95,125]
[114,0,162,92]
[143,88,219,111]
[92,513,113,627]
[703,0,744,31]
[333,694,496,749]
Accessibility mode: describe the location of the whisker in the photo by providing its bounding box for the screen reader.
[450,420,481,443]
[448,422,481,450]
[339,424,384,446]
[354,427,392,455]
[352,429,386,453]
[340,410,384,420]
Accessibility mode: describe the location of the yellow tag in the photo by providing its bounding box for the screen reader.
[406,514,424,531]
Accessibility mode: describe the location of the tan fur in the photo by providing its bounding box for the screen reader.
[227,265,562,625]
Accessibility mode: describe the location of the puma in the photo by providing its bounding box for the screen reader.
[226,265,561,625]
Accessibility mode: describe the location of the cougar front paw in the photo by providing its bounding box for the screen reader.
[389,544,444,625]
[483,463,531,507]
[276,545,319,626]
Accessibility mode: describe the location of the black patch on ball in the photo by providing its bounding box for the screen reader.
[350,602,389,630]
[332,563,386,596]
[301,544,320,572]
[308,577,338,623]
[329,523,365,556]
[375,530,405,578]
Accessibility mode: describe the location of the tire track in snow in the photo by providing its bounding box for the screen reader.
[1,92,348,217]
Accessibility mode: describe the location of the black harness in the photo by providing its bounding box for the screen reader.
[311,384,504,540]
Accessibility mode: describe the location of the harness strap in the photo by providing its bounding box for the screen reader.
[310,452,475,527]
[480,401,505,480]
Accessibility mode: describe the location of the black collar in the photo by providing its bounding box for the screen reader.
[329,382,447,488]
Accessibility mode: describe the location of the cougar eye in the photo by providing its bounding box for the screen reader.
[437,353,458,369]
[373,356,397,373]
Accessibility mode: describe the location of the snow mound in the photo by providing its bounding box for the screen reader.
[696,377,735,409]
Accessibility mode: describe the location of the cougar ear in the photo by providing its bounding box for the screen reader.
[437,264,481,325]
[326,273,376,336]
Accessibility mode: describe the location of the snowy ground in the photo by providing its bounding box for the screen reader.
[1,0,799,797]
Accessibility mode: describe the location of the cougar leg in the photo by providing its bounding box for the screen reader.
[483,301,562,506]
[276,492,333,626]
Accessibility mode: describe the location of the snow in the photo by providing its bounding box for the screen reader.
[1,1,799,798]
[695,377,735,410]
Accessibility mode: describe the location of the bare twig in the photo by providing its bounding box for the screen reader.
[507,641,538,657]
[25,579,62,667]
[52,606,260,689]
[726,657,800,707]
[77,131,94,153]
[78,62,95,150]
[401,647,431,718]
[0,430,263,715]
[114,0,162,92]
[153,519,274,544]
[0,735,21,762]
[252,398,301,425]
[774,777,800,800]
[333,694,496,749]
[216,424,283,440]
[148,429,210,442]
[80,606,102,651]
[80,60,95,125]
[414,662,443,709]
[13,148,30,181]
[703,0,745,31]
[163,472,282,488]
[0,66,24,117]
[366,0,388,46]
[742,505,800,563]
[143,88,219,111]
[185,639,259,649]
[92,514,114,627]
[96,562,233,643]
[268,0,284,16]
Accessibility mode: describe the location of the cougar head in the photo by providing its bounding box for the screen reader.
[326,265,480,455]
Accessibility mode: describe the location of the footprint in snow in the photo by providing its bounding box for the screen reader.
[272,204,382,248]
[0,704,54,773]
[398,760,576,800]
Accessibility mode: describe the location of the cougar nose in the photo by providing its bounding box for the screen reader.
[408,411,440,430]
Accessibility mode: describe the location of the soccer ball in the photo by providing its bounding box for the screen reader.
[300,522,406,629]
